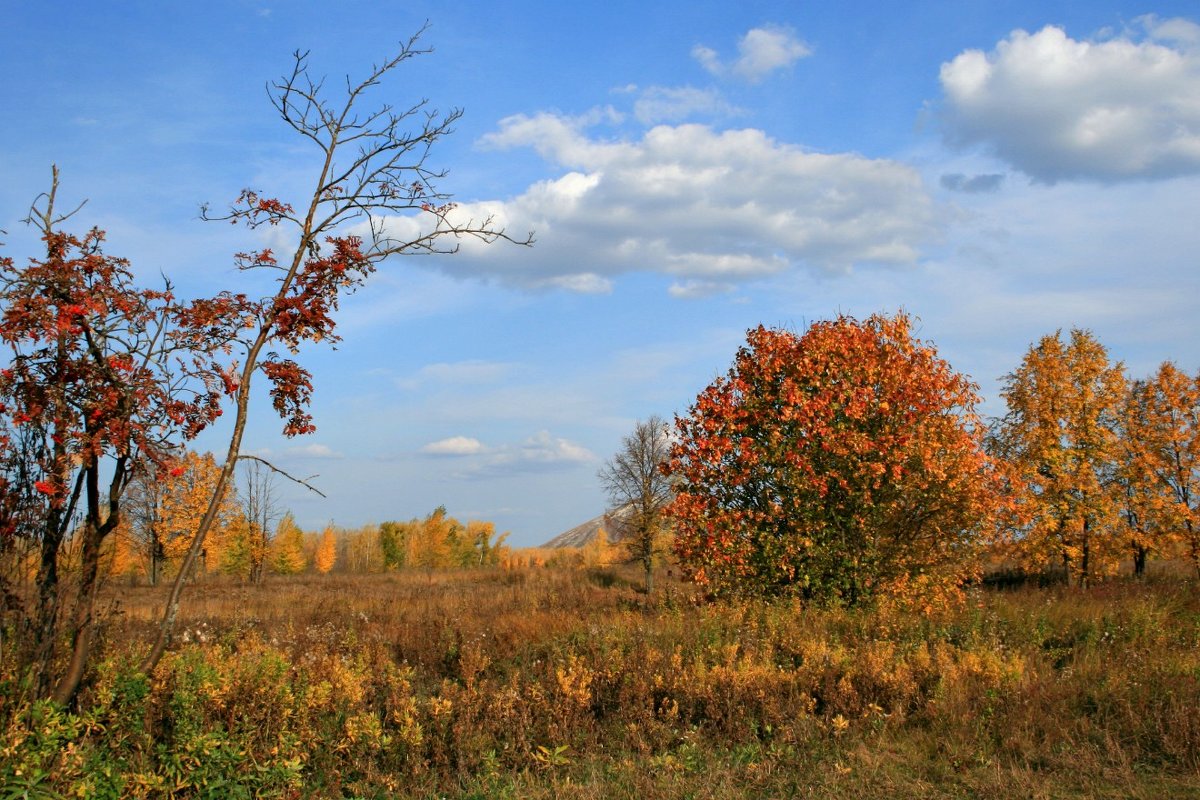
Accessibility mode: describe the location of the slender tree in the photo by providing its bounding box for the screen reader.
[239,459,281,583]
[142,30,530,671]
[599,416,674,592]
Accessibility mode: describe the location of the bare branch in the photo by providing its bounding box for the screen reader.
[235,454,326,497]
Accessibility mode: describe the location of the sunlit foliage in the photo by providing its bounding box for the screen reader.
[668,313,1001,608]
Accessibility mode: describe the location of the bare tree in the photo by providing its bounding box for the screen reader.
[599,416,674,593]
[141,28,531,672]
[122,460,168,586]
[240,459,281,583]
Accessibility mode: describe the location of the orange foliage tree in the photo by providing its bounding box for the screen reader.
[991,329,1127,587]
[120,451,239,584]
[1125,363,1200,575]
[667,313,1000,608]
[314,524,337,574]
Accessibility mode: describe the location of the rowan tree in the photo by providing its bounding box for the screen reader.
[991,329,1127,587]
[0,171,224,703]
[599,415,674,592]
[143,28,530,671]
[666,313,1001,608]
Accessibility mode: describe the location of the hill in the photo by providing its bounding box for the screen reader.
[541,504,632,548]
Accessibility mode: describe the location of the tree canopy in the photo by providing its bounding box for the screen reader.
[667,312,1001,609]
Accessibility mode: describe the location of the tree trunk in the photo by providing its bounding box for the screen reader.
[1078,520,1090,590]
[52,519,102,706]
[1132,544,1147,579]
[32,522,63,698]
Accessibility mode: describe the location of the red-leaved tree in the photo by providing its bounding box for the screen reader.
[667,313,1001,609]
[0,169,225,703]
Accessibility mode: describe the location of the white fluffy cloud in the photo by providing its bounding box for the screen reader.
[939,18,1200,182]
[514,430,595,466]
[420,431,595,477]
[693,25,812,82]
[431,115,938,294]
[421,436,489,456]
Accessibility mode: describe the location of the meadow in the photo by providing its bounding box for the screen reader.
[3,566,1200,799]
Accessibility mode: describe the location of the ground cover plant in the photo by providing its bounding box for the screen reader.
[2,566,1198,799]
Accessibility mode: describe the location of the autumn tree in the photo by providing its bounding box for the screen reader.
[270,512,307,575]
[464,520,509,567]
[599,415,674,592]
[0,171,224,703]
[122,450,237,584]
[991,329,1127,587]
[410,506,454,570]
[379,520,408,570]
[314,524,337,573]
[143,28,529,672]
[667,313,1001,608]
[1124,363,1200,575]
[1116,380,1163,577]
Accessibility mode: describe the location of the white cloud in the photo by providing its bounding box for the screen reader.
[667,279,734,299]
[436,116,938,293]
[423,430,596,478]
[1137,14,1200,46]
[421,436,489,456]
[285,443,343,459]
[514,430,595,466]
[694,25,812,82]
[939,20,1200,182]
[532,273,613,293]
[633,85,738,124]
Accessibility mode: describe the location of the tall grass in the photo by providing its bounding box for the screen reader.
[2,567,1199,798]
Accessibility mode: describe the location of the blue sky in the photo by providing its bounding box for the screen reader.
[3,2,1199,546]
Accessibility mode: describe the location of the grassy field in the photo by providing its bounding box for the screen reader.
[3,566,1200,798]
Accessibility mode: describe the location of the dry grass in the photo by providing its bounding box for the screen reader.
[3,566,1200,798]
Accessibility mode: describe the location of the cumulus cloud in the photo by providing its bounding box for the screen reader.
[421,431,595,478]
[432,115,938,294]
[939,19,1200,182]
[421,436,489,456]
[694,25,812,82]
[513,430,595,466]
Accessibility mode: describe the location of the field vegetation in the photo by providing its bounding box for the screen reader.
[2,564,1198,798]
